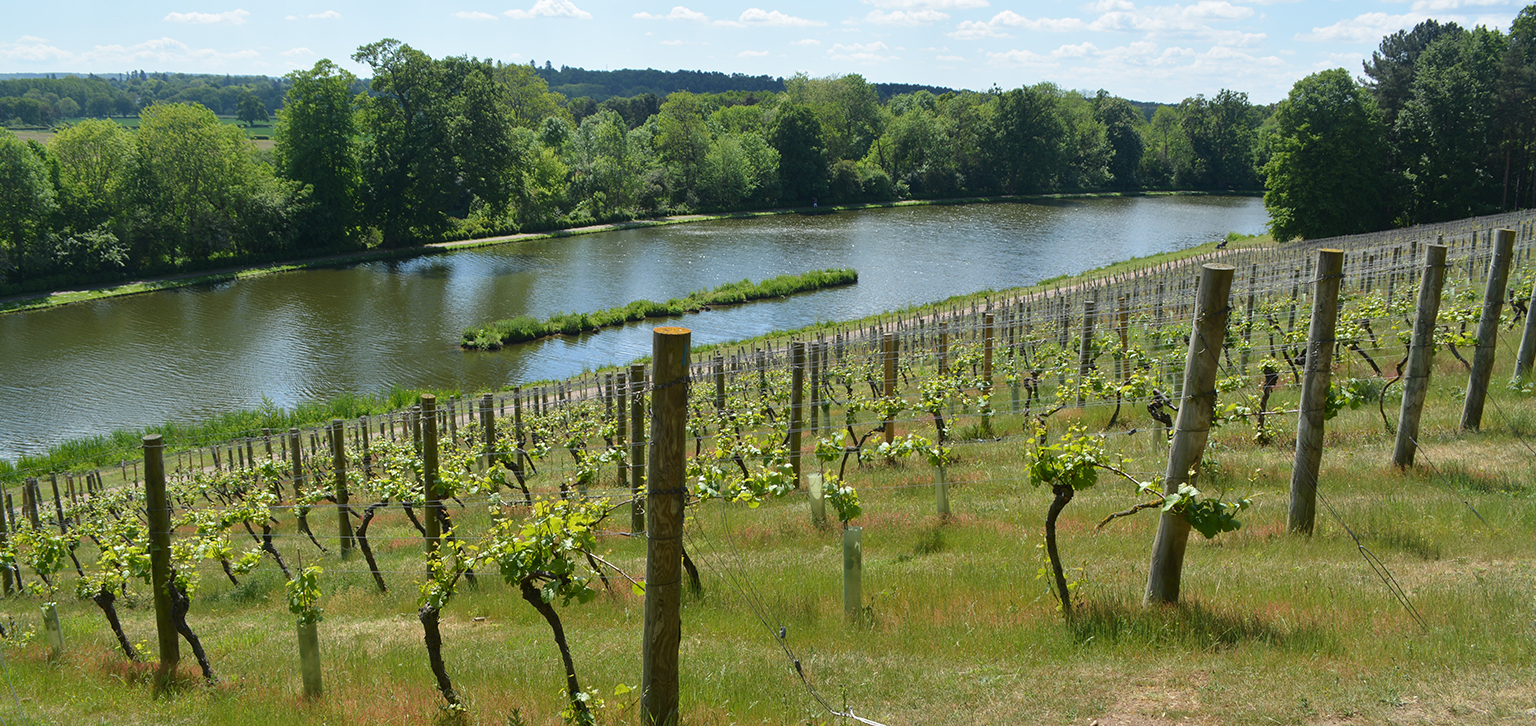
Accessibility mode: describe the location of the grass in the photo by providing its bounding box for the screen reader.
[1,287,1534,725]
[460,269,859,350]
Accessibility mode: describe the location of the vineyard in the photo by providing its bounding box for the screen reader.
[2,209,1536,724]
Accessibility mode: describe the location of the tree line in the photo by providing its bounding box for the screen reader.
[7,6,1534,295]
[0,72,294,129]
[1263,6,1536,239]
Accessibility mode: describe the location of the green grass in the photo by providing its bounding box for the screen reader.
[1,321,1534,724]
[1,388,1532,724]
[460,269,859,350]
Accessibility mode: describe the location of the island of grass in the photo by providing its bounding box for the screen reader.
[461,268,858,350]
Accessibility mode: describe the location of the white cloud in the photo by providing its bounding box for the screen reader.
[947,9,1087,38]
[792,38,822,45]
[505,0,592,20]
[935,53,966,61]
[866,0,987,8]
[635,6,708,21]
[828,40,897,62]
[728,8,826,26]
[1297,12,1419,42]
[739,49,770,56]
[163,9,250,25]
[948,20,1008,39]
[456,10,498,20]
[1405,0,1503,9]
[1090,1,1254,34]
[80,37,259,65]
[281,47,315,56]
[0,36,73,62]
[866,9,949,24]
[305,10,341,19]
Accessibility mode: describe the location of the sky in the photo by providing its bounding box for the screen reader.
[0,0,1527,104]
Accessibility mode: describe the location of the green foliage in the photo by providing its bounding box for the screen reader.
[823,476,862,524]
[1162,482,1251,539]
[275,60,362,248]
[286,565,324,626]
[1263,69,1392,241]
[461,268,857,349]
[1024,424,1108,493]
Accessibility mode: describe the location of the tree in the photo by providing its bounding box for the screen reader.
[49,119,136,231]
[1263,69,1392,240]
[1179,90,1261,190]
[0,130,56,275]
[352,40,516,245]
[988,83,1069,194]
[1394,28,1506,222]
[655,91,710,204]
[1094,92,1144,190]
[275,60,362,249]
[768,103,828,202]
[133,103,298,264]
[236,89,269,127]
[1363,19,1465,128]
[493,63,571,129]
[785,73,884,162]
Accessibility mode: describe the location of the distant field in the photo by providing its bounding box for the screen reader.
[8,115,276,150]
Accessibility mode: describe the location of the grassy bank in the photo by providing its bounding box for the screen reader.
[461,268,859,350]
[0,387,459,484]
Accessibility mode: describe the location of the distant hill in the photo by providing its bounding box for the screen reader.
[533,65,784,102]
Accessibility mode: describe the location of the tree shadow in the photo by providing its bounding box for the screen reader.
[1066,597,1337,654]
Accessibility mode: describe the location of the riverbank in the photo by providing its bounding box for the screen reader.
[0,190,1259,316]
[0,230,1272,481]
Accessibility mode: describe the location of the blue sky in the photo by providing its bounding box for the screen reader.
[0,0,1526,103]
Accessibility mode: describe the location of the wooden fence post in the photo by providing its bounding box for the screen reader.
[615,374,628,488]
[144,434,180,688]
[331,420,354,561]
[421,394,440,558]
[642,327,690,726]
[790,342,806,489]
[1076,300,1097,408]
[1394,244,1450,466]
[982,312,995,390]
[1461,229,1516,431]
[289,428,304,502]
[1145,263,1234,606]
[882,333,898,445]
[1289,249,1344,535]
[1516,270,1536,379]
[630,363,647,534]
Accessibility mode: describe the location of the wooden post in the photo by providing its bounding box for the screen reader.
[1461,229,1516,431]
[882,333,897,445]
[935,465,950,518]
[937,321,948,375]
[631,364,647,534]
[1394,244,1450,466]
[1145,264,1234,606]
[642,327,690,726]
[0,492,12,595]
[144,435,180,687]
[1076,300,1097,408]
[1289,250,1344,535]
[480,394,496,475]
[807,344,820,436]
[790,342,806,489]
[421,394,440,558]
[713,355,726,413]
[982,313,995,391]
[1516,269,1536,380]
[289,428,304,502]
[615,375,628,488]
[331,420,355,560]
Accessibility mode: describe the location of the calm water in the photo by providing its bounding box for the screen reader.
[0,196,1268,462]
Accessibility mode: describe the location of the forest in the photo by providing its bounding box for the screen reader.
[2,5,1535,295]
